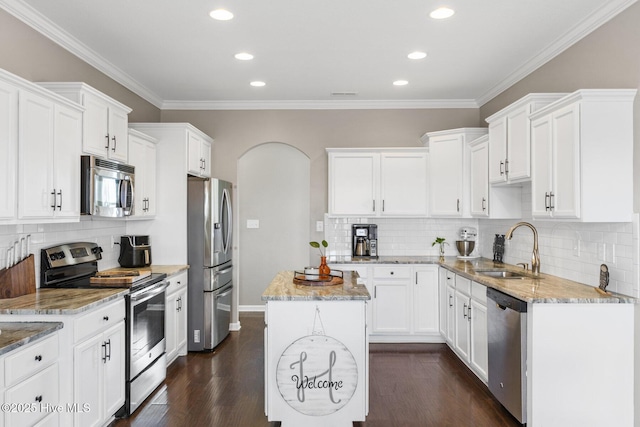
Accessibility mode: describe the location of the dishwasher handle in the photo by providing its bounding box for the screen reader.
[487,287,527,313]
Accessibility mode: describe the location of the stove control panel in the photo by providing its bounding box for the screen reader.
[41,242,103,269]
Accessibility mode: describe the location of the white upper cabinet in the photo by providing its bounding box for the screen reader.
[0,78,18,220]
[530,89,636,222]
[187,130,212,178]
[38,82,132,163]
[486,93,566,184]
[327,148,428,217]
[128,129,158,217]
[423,128,487,217]
[469,135,522,219]
[18,90,82,220]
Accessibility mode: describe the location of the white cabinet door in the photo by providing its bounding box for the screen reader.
[328,152,378,215]
[74,334,102,427]
[372,282,410,333]
[175,286,188,354]
[469,138,489,217]
[187,130,211,177]
[453,290,470,361]
[506,105,531,181]
[438,268,448,338]
[103,322,125,419]
[380,152,427,216]
[488,118,507,184]
[52,104,82,218]
[429,134,463,216]
[551,104,580,219]
[128,131,157,217]
[18,91,55,219]
[108,107,129,162]
[0,80,17,220]
[469,298,488,382]
[165,291,178,363]
[531,114,553,218]
[413,266,439,334]
[82,92,111,158]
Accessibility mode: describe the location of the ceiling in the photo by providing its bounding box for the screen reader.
[1,0,636,109]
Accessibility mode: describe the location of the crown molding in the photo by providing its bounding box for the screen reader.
[476,0,638,106]
[161,99,480,110]
[0,0,164,108]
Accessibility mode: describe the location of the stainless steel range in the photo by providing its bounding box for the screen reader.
[40,242,168,417]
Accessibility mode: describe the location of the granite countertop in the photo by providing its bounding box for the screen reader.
[0,288,128,315]
[262,270,371,301]
[102,264,189,277]
[0,322,63,356]
[330,256,635,304]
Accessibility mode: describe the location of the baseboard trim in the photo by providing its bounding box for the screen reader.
[239,305,265,312]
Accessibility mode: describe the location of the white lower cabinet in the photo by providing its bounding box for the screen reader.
[73,310,125,427]
[333,263,440,343]
[165,271,188,365]
[442,271,488,383]
[2,333,60,427]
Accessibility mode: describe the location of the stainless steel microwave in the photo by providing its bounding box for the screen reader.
[81,155,135,217]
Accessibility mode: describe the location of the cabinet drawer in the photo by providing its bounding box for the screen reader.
[166,271,188,295]
[74,299,125,343]
[441,268,456,287]
[373,266,411,279]
[455,275,471,295]
[5,334,58,387]
[5,363,58,427]
[471,281,487,304]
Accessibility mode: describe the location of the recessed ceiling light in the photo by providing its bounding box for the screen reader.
[235,52,254,60]
[210,9,234,21]
[393,80,409,86]
[250,81,266,87]
[408,51,427,60]
[430,7,455,19]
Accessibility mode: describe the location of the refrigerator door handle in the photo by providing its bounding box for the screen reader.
[215,266,233,276]
[221,187,232,255]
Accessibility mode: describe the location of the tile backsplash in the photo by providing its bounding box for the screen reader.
[0,218,125,287]
[325,191,639,299]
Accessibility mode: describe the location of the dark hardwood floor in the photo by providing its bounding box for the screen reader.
[113,312,520,427]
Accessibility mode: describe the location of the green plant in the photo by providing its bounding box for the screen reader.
[309,240,328,256]
[431,237,448,247]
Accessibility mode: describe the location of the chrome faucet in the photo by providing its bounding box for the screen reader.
[505,222,540,275]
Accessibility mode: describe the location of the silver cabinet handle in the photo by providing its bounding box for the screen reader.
[111,135,117,152]
[504,159,509,175]
[372,200,376,212]
[57,190,62,211]
[500,161,504,175]
[544,192,550,211]
[382,200,385,212]
[549,192,555,210]
[105,134,110,149]
[482,197,486,211]
[50,189,56,210]
[448,294,453,307]
[456,199,460,212]
[467,305,472,321]
[463,302,468,318]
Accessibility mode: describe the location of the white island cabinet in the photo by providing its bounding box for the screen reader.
[262,271,370,427]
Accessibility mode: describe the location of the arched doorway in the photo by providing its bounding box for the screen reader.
[237,142,310,309]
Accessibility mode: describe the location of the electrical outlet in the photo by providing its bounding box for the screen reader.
[110,236,115,249]
[194,330,200,343]
[316,221,324,232]
[247,219,260,229]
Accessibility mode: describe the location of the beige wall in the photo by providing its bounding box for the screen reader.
[479,1,640,210]
[0,10,160,122]
[159,108,480,243]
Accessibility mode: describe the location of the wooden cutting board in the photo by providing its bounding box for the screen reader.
[90,271,151,285]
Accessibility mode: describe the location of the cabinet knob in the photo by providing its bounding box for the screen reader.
[35,395,43,403]
[103,316,109,321]
[390,271,394,275]
[34,355,42,362]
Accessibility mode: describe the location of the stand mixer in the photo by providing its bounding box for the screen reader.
[456,227,478,259]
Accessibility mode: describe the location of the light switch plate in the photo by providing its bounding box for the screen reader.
[247,219,260,229]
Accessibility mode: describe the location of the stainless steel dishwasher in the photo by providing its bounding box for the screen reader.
[487,287,527,424]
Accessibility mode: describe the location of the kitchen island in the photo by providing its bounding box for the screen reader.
[262,270,370,427]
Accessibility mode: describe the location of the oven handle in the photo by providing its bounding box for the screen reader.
[130,281,168,302]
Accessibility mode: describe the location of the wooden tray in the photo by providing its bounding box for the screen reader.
[293,270,344,286]
[90,271,151,285]
[0,254,36,299]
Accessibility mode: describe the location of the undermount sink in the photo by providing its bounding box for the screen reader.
[476,270,526,279]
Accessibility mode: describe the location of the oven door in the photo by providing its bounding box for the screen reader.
[129,281,167,379]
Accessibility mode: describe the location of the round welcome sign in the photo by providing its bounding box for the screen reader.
[276,335,358,416]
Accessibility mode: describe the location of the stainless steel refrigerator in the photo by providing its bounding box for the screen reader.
[187,176,233,351]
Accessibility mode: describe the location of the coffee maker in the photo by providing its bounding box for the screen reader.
[352,224,378,258]
[118,235,152,268]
